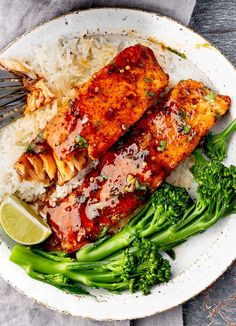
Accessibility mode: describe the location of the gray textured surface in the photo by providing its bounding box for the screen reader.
[135,306,183,326]
[1,281,127,326]
[183,263,236,326]
[189,0,236,66]
[0,0,196,50]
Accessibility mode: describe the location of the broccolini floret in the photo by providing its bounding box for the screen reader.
[204,118,236,162]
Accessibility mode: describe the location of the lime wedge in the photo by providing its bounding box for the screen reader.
[0,195,51,245]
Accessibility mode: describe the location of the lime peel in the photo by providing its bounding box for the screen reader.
[0,195,51,245]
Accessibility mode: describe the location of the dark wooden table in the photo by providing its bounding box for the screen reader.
[183,0,236,324]
[189,0,236,67]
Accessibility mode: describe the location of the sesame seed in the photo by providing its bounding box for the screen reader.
[90,177,94,182]
[125,65,130,70]
[121,123,127,131]
[119,69,124,73]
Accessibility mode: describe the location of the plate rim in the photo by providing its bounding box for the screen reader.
[1,6,235,73]
[0,7,235,321]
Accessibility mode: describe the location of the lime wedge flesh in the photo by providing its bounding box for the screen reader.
[0,195,51,245]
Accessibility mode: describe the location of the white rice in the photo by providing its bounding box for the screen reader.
[0,35,192,205]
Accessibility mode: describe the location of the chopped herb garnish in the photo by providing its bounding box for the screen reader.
[182,124,191,135]
[179,109,186,120]
[26,143,36,154]
[35,132,44,143]
[108,63,116,75]
[144,77,152,83]
[99,225,110,239]
[110,187,119,197]
[98,174,108,182]
[78,195,87,204]
[157,140,167,152]
[68,99,73,107]
[204,92,215,103]
[94,120,101,127]
[162,104,168,110]
[167,47,187,59]
[146,91,155,98]
[74,135,88,148]
[135,178,148,191]
[215,111,221,120]
[187,131,196,141]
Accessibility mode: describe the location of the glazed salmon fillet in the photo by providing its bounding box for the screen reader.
[43,80,231,253]
[14,44,169,185]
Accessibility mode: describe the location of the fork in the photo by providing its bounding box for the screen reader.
[0,69,27,129]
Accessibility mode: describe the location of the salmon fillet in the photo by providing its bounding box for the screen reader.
[14,44,169,185]
[43,80,231,253]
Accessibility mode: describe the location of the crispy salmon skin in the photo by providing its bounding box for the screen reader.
[14,44,168,185]
[44,80,231,253]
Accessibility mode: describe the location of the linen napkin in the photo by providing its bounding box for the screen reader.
[0,1,196,325]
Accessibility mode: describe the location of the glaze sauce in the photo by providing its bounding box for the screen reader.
[44,80,231,252]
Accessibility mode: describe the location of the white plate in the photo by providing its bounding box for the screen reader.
[0,8,235,321]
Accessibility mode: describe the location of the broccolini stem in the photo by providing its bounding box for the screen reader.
[10,245,126,289]
[76,203,150,262]
[66,271,122,284]
[27,269,89,295]
[77,182,193,262]
[219,118,236,139]
[11,242,170,294]
[110,202,219,258]
[63,269,127,290]
[10,245,68,274]
[150,204,219,250]
[76,226,136,262]
[140,201,181,238]
[174,201,206,230]
[194,148,207,165]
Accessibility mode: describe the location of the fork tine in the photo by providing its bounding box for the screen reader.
[0,69,28,128]
[0,69,22,79]
[0,109,25,129]
[0,80,23,88]
[0,93,26,107]
[0,73,22,79]
[0,86,25,99]
[0,76,22,81]
[1,97,26,109]
[0,85,24,90]
[0,69,15,77]
[3,96,26,108]
[0,99,26,114]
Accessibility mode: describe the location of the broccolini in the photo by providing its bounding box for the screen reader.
[10,237,171,295]
[149,149,236,250]
[204,118,236,162]
[78,149,236,262]
[9,149,236,296]
[76,182,192,262]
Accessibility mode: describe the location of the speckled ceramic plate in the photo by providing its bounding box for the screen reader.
[0,8,235,321]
